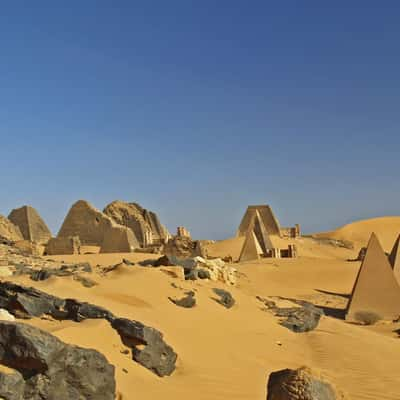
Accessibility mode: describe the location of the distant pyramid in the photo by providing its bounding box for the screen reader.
[237,205,281,237]
[239,230,263,262]
[8,206,52,244]
[252,210,274,254]
[389,234,400,284]
[346,233,400,321]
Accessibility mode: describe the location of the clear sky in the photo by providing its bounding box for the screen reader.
[0,1,399,239]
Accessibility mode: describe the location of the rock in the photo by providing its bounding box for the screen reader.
[170,256,237,285]
[57,200,137,253]
[112,318,177,377]
[0,281,177,376]
[164,236,207,259]
[104,200,170,247]
[160,266,185,280]
[212,288,235,309]
[0,215,23,243]
[176,226,191,238]
[0,321,116,399]
[153,255,174,266]
[73,275,97,288]
[169,291,196,308]
[266,366,345,399]
[0,308,15,321]
[277,303,323,333]
[45,236,81,255]
[8,206,52,245]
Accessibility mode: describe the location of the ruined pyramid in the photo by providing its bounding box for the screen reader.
[8,205,52,244]
[239,230,263,262]
[346,233,400,321]
[389,234,400,284]
[237,205,281,237]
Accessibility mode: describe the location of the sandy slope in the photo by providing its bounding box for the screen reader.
[315,216,400,251]
[5,216,400,399]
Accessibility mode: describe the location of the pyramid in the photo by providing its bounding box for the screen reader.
[8,206,52,244]
[239,230,263,262]
[252,210,274,254]
[237,205,281,237]
[389,234,400,284]
[346,233,400,321]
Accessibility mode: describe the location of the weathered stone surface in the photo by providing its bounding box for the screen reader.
[266,366,345,399]
[8,206,52,245]
[57,200,136,253]
[104,200,170,247]
[0,281,177,376]
[212,288,235,309]
[169,291,196,308]
[0,321,116,400]
[0,216,23,243]
[112,318,177,377]
[45,236,81,255]
[14,240,45,256]
[277,304,323,333]
[164,236,207,259]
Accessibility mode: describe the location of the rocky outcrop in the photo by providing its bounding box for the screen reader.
[104,200,170,247]
[0,281,177,377]
[46,236,81,255]
[257,297,323,333]
[0,215,23,243]
[8,206,52,244]
[266,366,346,399]
[0,321,116,400]
[57,200,137,253]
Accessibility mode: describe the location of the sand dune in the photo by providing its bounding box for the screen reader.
[316,216,400,251]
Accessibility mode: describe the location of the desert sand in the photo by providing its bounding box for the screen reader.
[3,216,398,399]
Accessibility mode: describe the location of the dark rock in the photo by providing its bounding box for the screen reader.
[266,366,342,399]
[112,318,177,377]
[277,304,323,333]
[73,275,97,288]
[0,321,116,400]
[197,269,211,279]
[213,288,235,309]
[153,255,174,267]
[122,258,134,266]
[0,281,177,376]
[169,291,196,308]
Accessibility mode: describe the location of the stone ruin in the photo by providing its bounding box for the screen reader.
[237,204,300,238]
[0,215,23,243]
[238,208,297,262]
[8,205,52,245]
[46,236,81,256]
[103,200,170,248]
[57,200,137,253]
[176,226,191,238]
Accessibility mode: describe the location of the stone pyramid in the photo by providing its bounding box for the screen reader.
[8,206,52,244]
[237,205,281,237]
[389,234,400,284]
[252,210,274,254]
[239,230,263,262]
[346,233,400,321]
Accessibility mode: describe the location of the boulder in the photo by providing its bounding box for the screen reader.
[266,366,345,399]
[169,291,196,308]
[0,281,177,376]
[0,321,116,400]
[8,206,52,244]
[276,304,323,333]
[57,200,136,253]
[112,318,177,377]
[212,288,235,309]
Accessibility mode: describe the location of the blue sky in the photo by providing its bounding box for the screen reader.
[0,1,399,239]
